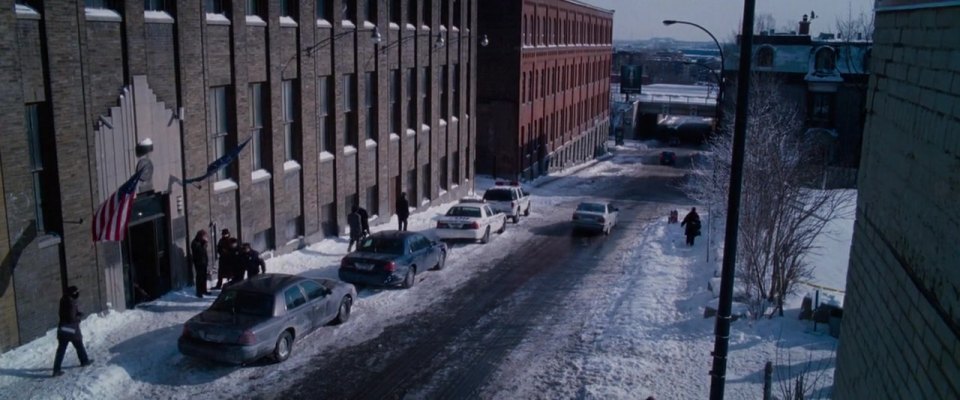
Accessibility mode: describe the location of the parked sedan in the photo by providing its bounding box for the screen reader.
[572,202,619,235]
[339,231,448,289]
[178,274,356,365]
[435,200,507,243]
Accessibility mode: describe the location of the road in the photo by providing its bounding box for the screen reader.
[274,143,697,400]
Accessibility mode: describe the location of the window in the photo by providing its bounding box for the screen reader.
[453,0,460,28]
[209,86,232,181]
[86,0,114,9]
[24,104,61,233]
[421,67,430,127]
[316,0,331,20]
[206,0,227,14]
[365,0,376,23]
[440,66,448,119]
[280,0,296,17]
[407,169,418,203]
[365,71,376,140]
[246,0,263,17]
[366,185,378,215]
[343,73,357,146]
[809,93,834,125]
[441,0,448,27]
[341,0,353,22]
[285,216,302,240]
[144,0,167,11]
[249,83,266,171]
[300,280,327,300]
[421,164,431,200]
[407,0,416,25]
[284,286,307,310]
[452,151,460,184]
[319,76,335,152]
[523,16,528,45]
[422,0,431,26]
[406,68,416,130]
[390,69,400,133]
[390,0,400,24]
[452,64,460,115]
[465,63,471,116]
[321,202,337,236]
[814,47,836,73]
[439,156,448,190]
[282,80,298,161]
[755,46,774,68]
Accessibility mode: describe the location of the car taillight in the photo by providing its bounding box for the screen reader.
[469,221,480,229]
[437,221,447,229]
[238,330,257,345]
[181,325,193,339]
[383,261,396,272]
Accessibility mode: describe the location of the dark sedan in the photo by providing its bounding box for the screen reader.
[339,231,448,288]
[178,274,356,365]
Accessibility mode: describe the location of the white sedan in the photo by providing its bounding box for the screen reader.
[435,201,508,243]
[571,202,619,235]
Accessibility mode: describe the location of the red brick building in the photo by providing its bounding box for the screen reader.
[477,0,613,180]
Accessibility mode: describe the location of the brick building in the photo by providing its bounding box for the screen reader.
[0,0,478,352]
[477,0,612,180]
[725,21,871,170]
[833,1,960,398]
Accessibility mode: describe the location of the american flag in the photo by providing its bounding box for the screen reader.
[92,168,145,242]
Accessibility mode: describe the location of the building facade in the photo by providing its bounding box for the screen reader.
[833,1,960,398]
[0,0,478,352]
[477,0,612,180]
[725,22,871,171]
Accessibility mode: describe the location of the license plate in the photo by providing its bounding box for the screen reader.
[202,331,224,342]
[356,263,374,271]
[448,223,462,229]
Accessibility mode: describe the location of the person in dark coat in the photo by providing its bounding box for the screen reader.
[52,286,93,376]
[356,203,371,238]
[214,229,233,289]
[190,230,210,298]
[224,238,244,284]
[239,243,266,278]
[347,206,363,252]
[680,207,702,246]
[396,192,410,231]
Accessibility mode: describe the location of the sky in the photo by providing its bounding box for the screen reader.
[586,0,876,42]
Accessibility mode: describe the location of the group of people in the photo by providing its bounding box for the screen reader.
[344,192,412,252]
[190,229,266,298]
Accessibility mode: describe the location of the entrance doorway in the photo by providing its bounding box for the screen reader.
[121,194,170,308]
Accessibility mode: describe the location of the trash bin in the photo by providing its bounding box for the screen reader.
[828,308,843,338]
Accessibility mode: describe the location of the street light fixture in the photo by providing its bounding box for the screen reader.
[663,19,726,132]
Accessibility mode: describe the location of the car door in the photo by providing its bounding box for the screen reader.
[483,205,500,231]
[283,286,311,336]
[299,280,331,328]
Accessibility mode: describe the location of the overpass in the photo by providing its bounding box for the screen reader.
[634,84,718,118]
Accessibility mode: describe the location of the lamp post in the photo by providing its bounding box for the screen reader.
[663,19,725,132]
[665,3,757,398]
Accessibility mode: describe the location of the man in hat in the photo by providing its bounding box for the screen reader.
[52,286,93,376]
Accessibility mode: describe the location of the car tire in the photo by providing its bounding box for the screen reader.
[512,213,520,224]
[497,220,506,234]
[434,252,446,270]
[332,296,352,325]
[524,204,531,217]
[481,227,491,244]
[402,268,417,289]
[273,331,294,363]
[603,225,611,235]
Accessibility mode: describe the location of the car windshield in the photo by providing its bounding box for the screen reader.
[357,236,405,255]
[483,190,514,201]
[447,206,482,217]
[210,290,274,317]
[577,203,606,213]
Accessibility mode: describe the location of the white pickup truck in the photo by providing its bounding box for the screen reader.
[482,181,531,223]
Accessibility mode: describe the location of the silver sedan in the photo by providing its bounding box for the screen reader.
[178,274,356,365]
[572,201,619,235]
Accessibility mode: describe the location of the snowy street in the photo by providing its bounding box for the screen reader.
[0,142,843,399]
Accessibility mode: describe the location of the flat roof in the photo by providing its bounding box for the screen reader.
[563,0,615,15]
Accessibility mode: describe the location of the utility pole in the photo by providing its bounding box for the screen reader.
[709,1,757,399]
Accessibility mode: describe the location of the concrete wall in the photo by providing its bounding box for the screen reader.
[833,4,960,398]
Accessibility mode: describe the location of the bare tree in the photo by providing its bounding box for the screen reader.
[835,6,874,41]
[755,13,777,34]
[684,75,854,318]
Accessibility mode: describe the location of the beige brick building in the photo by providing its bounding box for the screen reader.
[833,1,960,398]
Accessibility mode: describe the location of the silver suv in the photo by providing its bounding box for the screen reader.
[482,181,531,223]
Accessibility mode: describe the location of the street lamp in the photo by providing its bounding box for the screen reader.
[663,19,725,132]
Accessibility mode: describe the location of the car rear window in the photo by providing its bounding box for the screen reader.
[447,206,482,218]
[357,236,405,255]
[211,290,274,317]
[577,203,606,213]
[483,189,514,201]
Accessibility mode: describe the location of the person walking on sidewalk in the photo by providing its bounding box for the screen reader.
[396,192,410,231]
[190,230,210,298]
[347,206,363,252]
[681,207,702,246]
[214,229,232,289]
[356,203,371,238]
[52,286,93,377]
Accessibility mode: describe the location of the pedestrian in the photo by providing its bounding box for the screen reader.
[52,286,93,377]
[347,206,363,252]
[239,243,266,278]
[681,207,702,246]
[214,229,232,289]
[190,230,210,298]
[356,203,371,238]
[396,192,410,231]
[226,238,244,284]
